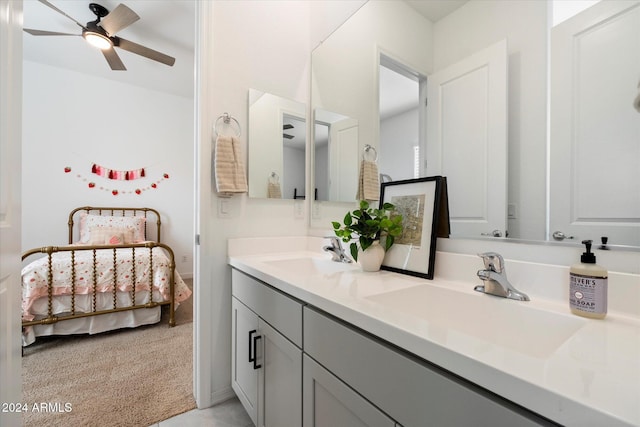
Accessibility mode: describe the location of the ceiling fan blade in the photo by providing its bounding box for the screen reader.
[100,4,140,36]
[116,37,175,67]
[23,28,78,36]
[37,0,85,29]
[102,47,126,71]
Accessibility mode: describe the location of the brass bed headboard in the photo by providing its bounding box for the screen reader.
[67,206,162,244]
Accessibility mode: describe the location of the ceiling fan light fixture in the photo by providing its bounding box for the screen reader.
[83,31,112,50]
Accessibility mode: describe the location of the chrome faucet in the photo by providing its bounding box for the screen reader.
[475,252,529,301]
[323,236,352,263]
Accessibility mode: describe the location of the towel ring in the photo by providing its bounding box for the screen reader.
[363,144,378,162]
[214,113,241,137]
[269,172,280,183]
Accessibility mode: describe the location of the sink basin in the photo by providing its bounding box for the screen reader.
[265,257,359,276]
[367,285,586,358]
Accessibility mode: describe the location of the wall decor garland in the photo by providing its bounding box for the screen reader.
[91,163,146,180]
[64,165,170,196]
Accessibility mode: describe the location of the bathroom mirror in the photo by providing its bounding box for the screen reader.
[310,0,640,248]
[311,0,432,222]
[248,89,306,199]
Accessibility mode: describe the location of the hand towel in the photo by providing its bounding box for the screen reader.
[356,159,380,201]
[267,182,282,198]
[215,135,248,195]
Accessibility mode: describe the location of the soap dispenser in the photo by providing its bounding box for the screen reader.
[569,240,608,319]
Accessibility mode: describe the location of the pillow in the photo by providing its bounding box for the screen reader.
[105,233,125,245]
[88,227,135,245]
[79,213,146,243]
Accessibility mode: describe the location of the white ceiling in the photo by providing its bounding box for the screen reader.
[22,0,466,107]
[379,1,468,120]
[379,65,419,120]
[22,0,195,98]
[406,0,468,23]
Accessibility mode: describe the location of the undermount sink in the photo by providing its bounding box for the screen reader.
[265,256,359,276]
[367,285,586,358]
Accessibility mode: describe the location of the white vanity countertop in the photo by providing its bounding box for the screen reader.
[228,244,640,426]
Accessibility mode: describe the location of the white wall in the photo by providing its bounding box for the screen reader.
[22,61,194,277]
[433,0,549,240]
[283,145,305,199]
[314,142,329,200]
[196,0,314,407]
[379,108,419,182]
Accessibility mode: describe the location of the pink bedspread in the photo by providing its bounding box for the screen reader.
[22,246,191,321]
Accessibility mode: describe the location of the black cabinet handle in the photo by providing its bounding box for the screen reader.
[248,329,257,363]
[248,329,262,369]
[253,335,262,369]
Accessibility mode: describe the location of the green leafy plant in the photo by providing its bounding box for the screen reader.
[332,200,403,261]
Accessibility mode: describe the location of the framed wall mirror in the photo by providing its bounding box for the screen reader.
[310,0,640,249]
[248,89,307,199]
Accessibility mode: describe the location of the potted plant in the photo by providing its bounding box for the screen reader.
[332,200,403,271]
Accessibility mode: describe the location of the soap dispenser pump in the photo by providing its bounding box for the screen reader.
[569,240,608,319]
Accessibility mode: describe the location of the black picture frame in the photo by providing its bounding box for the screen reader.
[379,176,448,280]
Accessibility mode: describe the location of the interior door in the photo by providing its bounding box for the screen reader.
[0,2,23,425]
[329,118,359,202]
[426,39,508,238]
[550,1,640,246]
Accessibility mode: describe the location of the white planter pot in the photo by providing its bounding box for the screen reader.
[358,241,385,272]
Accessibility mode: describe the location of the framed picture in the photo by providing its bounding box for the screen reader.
[379,176,449,279]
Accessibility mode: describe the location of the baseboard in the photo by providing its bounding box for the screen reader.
[178,271,193,280]
[210,387,236,407]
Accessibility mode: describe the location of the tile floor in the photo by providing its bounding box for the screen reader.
[151,397,253,427]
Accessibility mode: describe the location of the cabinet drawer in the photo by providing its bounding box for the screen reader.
[304,307,553,427]
[232,268,303,347]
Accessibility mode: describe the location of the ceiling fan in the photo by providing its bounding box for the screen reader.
[24,0,175,71]
[283,123,295,140]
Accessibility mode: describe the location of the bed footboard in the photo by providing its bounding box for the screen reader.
[21,242,177,330]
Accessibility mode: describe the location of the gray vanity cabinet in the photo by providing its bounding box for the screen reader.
[231,269,303,427]
[232,268,553,427]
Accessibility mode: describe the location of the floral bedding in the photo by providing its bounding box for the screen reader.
[22,246,192,321]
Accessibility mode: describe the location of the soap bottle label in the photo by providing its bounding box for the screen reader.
[569,273,608,314]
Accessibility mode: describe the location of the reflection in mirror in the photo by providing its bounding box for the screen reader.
[314,109,359,202]
[379,58,422,183]
[310,0,638,249]
[310,0,432,228]
[248,89,306,199]
[549,0,640,247]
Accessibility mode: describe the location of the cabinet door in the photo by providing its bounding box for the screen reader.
[257,319,302,427]
[231,297,259,426]
[303,354,395,427]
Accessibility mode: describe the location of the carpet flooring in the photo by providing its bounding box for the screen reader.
[21,280,196,427]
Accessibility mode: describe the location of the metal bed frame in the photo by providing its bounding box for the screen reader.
[21,206,177,331]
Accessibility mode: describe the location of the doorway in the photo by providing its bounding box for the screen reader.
[378,55,426,183]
